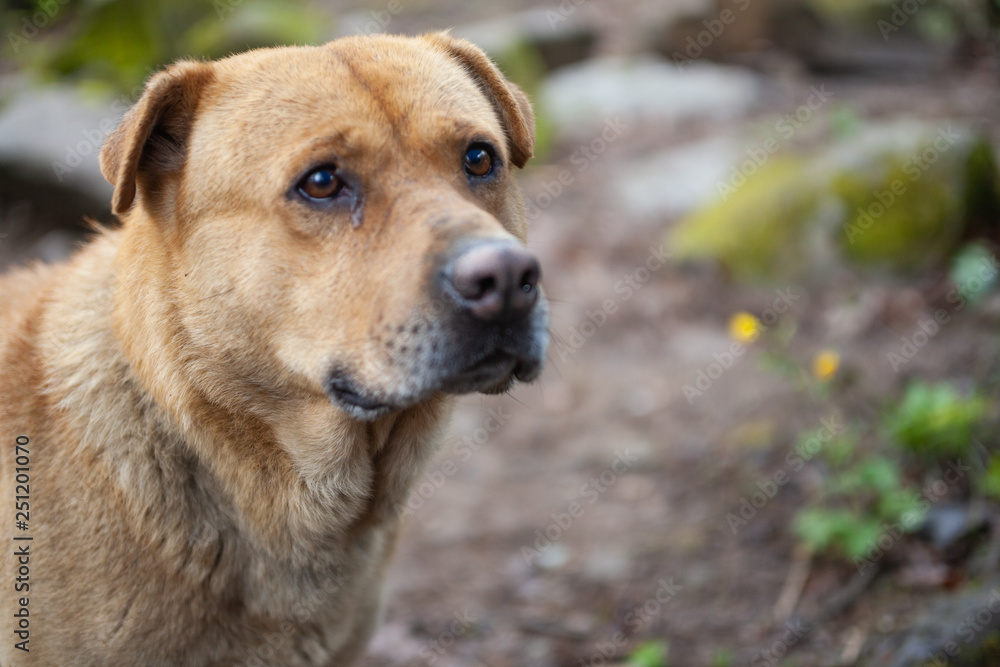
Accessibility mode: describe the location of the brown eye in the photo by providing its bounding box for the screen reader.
[298,167,344,200]
[463,145,494,178]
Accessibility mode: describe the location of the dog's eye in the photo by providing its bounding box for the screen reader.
[298,167,344,200]
[463,145,494,178]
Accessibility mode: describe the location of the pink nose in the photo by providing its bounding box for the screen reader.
[447,242,541,323]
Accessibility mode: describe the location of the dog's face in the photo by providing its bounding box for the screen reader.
[100,34,548,420]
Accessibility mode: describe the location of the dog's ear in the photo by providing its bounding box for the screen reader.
[423,32,535,169]
[99,60,215,216]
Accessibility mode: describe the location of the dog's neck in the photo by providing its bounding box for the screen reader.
[50,221,448,567]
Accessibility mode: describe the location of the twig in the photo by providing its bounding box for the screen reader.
[839,625,867,666]
[773,543,813,624]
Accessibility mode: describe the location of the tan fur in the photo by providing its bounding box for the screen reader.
[0,33,544,665]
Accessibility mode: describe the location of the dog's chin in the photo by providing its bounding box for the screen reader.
[439,348,545,396]
[325,351,543,421]
[438,350,516,394]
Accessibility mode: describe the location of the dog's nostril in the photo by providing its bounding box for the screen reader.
[474,276,496,300]
[519,267,538,292]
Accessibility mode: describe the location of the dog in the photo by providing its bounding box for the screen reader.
[0,32,547,665]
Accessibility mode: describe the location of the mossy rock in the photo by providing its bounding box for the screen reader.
[836,156,963,271]
[670,156,824,281]
[669,122,1000,282]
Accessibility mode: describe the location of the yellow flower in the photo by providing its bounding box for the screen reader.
[813,350,840,381]
[728,312,762,343]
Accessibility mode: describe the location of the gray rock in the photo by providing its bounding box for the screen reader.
[613,134,743,220]
[863,581,1000,667]
[922,503,988,553]
[0,75,118,200]
[539,55,760,137]
[452,9,598,72]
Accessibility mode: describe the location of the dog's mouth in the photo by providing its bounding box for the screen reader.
[325,345,543,421]
[439,348,540,395]
[326,374,396,420]
[325,297,549,421]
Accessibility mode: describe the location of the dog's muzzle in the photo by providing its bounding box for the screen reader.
[325,240,548,420]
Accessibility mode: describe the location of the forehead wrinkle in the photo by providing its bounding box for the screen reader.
[283,128,377,170]
[337,47,404,131]
[331,39,499,140]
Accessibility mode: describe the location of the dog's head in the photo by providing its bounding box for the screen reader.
[99,33,547,420]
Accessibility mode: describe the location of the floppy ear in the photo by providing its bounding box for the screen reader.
[423,32,535,169]
[99,60,215,216]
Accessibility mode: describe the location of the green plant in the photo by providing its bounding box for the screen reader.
[710,648,734,667]
[628,640,669,667]
[794,415,926,560]
[4,0,328,93]
[980,457,1000,501]
[794,454,925,560]
[883,381,988,460]
[949,242,999,306]
[794,380,993,561]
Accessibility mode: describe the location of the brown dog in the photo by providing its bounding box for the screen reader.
[0,32,546,665]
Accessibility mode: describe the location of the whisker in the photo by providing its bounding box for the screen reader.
[195,287,236,304]
[505,392,529,410]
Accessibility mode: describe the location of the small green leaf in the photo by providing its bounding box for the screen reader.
[884,381,988,460]
[980,457,1000,501]
[628,640,669,667]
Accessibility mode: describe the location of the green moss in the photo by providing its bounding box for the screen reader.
[836,158,962,272]
[670,124,998,283]
[962,138,1000,231]
[670,157,821,281]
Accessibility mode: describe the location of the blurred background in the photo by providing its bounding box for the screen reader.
[3,1,1000,665]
